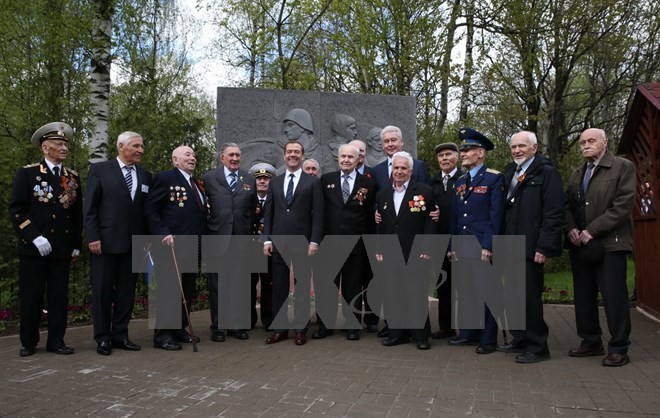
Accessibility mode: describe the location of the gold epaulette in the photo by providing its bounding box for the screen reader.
[23,163,40,168]
[486,168,500,174]
[64,167,78,176]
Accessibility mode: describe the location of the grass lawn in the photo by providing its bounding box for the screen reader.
[543,259,636,303]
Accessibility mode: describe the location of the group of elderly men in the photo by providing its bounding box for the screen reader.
[10,120,635,367]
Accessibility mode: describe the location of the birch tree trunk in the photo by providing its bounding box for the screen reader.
[89,0,114,164]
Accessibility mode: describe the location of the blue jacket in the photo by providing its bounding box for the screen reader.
[450,165,505,252]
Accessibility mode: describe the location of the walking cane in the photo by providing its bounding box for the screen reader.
[170,245,199,352]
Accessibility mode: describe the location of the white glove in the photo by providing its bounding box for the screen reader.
[32,236,53,256]
[71,249,80,258]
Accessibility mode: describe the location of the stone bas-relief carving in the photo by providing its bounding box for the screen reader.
[216,88,416,173]
[240,108,322,175]
[365,127,384,167]
[323,114,358,170]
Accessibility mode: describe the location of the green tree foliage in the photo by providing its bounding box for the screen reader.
[0,0,94,309]
[0,0,215,312]
[109,0,216,172]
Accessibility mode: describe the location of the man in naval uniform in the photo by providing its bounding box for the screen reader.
[9,122,82,357]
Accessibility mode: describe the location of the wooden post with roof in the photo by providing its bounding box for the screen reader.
[618,82,660,321]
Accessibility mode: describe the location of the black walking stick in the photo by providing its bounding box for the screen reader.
[170,245,198,352]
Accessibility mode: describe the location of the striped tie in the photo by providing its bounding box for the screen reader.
[229,172,237,193]
[342,174,351,203]
[124,166,134,198]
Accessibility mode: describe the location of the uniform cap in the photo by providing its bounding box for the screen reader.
[458,128,494,151]
[249,162,276,178]
[31,122,73,147]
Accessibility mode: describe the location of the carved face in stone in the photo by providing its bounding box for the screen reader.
[283,120,306,140]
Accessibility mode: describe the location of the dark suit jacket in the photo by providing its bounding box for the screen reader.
[375,181,437,261]
[263,171,324,252]
[84,158,152,254]
[358,165,375,181]
[145,169,207,236]
[202,168,256,236]
[9,160,83,258]
[503,154,564,259]
[373,158,429,192]
[320,171,376,253]
[450,165,505,252]
[429,169,462,234]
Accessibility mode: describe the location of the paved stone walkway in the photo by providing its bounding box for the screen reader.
[1,304,659,417]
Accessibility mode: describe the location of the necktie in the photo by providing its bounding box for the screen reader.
[508,166,523,198]
[285,173,294,205]
[465,172,471,189]
[259,198,265,208]
[124,166,134,197]
[442,174,450,192]
[388,161,394,185]
[582,163,595,194]
[229,172,237,193]
[190,177,203,208]
[53,166,60,177]
[342,174,351,203]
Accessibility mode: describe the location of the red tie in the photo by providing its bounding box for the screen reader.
[190,177,203,208]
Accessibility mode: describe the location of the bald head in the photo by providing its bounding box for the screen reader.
[349,139,366,166]
[172,145,197,175]
[578,128,608,161]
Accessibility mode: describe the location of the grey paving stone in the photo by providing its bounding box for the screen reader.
[1,305,659,417]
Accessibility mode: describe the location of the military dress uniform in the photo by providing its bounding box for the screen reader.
[449,128,505,352]
[9,122,82,356]
[249,164,274,330]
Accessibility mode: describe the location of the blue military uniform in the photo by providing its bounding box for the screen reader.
[449,128,505,351]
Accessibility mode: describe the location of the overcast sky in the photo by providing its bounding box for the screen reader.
[182,0,240,102]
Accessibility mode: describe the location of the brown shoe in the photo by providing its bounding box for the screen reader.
[569,345,604,357]
[265,331,289,344]
[294,332,307,346]
[602,352,629,367]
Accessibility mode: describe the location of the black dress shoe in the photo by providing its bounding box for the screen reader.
[602,352,630,367]
[154,340,182,351]
[475,344,496,354]
[569,345,604,357]
[366,324,378,333]
[515,351,550,363]
[431,330,456,339]
[265,331,289,344]
[47,344,75,355]
[448,336,477,346]
[312,327,334,339]
[19,346,35,357]
[381,337,409,347]
[346,331,360,341]
[173,333,200,344]
[112,339,141,351]
[496,343,525,353]
[227,330,249,340]
[211,331,226,342]
[416,340,431,350]
[376,326,389,338]
[97,341,111,356]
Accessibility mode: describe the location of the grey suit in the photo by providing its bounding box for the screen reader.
[202,167,257,331]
